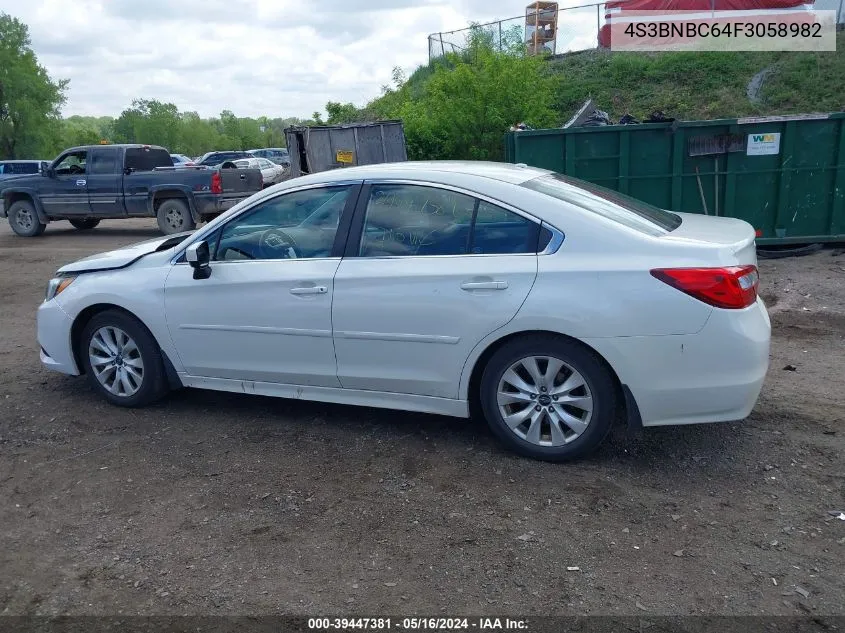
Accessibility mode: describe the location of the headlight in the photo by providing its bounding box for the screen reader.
[45,276,75,301]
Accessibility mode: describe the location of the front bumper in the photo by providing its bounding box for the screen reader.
[586,297,771,427]
[37,299,79,375]
[0,200,6,218]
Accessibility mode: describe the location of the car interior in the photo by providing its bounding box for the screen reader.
[207,183,543,263]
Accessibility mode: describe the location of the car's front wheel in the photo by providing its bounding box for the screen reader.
[69,218,100,230]
[80,310,169,407]
[8,200,46,237]
[480,335,618,462]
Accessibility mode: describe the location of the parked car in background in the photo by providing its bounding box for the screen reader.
[170,154,195,167]
[1,144,263,236]
[0,160,51,180]
[249,148,290,166]
[35,161,770,461]
[196,151,254,167]
[233,157,286,187]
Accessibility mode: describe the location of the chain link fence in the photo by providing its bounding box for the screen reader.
[428,2,609,63]
[428,0,845,62]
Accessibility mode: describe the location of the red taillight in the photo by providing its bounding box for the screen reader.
[210,170,222,194]
[650,265,759,309]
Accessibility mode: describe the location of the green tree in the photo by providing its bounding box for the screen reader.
[113,99,181,149]
[399,30,557,160]
[0,12,68,159]
[325,101,363,124]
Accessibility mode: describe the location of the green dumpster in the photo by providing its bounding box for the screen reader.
[505,113,845,245]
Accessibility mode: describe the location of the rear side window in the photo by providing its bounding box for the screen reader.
[125,147,173,171]
[522,173,681,235]
[89,149,119,174]
[358,184,541,257]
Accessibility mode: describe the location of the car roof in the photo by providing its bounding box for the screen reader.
[0,159,45,164]
[294,161,551,186]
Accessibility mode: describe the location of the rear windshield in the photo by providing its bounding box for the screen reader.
[125,147,174,171]
[522,173,681,235]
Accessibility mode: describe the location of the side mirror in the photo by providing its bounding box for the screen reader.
[185,241,211,280]
[43,166,55,178]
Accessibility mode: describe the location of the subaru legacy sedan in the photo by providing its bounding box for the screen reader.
[37,162,770,461]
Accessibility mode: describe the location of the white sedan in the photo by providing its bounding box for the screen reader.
[36,162,770,461]
[233,157,285,187]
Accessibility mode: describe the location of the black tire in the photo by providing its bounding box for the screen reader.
[80,310,169,407]
[8,200,47,237]
[156,198,195,235]
[479,334,618,462]
[69,218,101,230]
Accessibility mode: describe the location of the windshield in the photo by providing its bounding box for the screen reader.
[522,173,681,235]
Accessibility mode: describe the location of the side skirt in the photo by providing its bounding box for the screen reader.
[177,375,470,418]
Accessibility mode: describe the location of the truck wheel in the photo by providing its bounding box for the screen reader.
[69,218,100,230]
[156,199,195,235]
[8,200,47,237]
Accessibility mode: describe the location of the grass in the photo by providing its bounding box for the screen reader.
[545,31,845,123]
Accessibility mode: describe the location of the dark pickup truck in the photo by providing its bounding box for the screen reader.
[0,144,263,237]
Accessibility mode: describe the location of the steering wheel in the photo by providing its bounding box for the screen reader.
[68,164,85,174]
[258,228,299,259]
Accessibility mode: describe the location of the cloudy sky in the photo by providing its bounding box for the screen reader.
[0,0,599,120]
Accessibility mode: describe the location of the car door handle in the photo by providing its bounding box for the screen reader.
[290,286,327,295]
[460,280,508,291]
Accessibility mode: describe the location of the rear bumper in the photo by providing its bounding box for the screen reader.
[585,297,771,427]
[193,194,254,217]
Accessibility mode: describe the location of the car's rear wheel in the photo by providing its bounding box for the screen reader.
[8,200,47,237]
[156,199,195,235]
[69,218,100,230]
[480,335,618,461]
[80,310,169,407]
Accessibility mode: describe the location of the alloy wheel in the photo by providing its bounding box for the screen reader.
[88,326,145,397]
[496,355,593,446]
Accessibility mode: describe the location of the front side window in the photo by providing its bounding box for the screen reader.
[213,185,354,261]
[54,151,87,176]
[358,184,541,257]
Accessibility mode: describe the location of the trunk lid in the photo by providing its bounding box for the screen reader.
[661,212,757,265]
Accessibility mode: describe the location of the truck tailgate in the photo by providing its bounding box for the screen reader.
[220,168,263,196]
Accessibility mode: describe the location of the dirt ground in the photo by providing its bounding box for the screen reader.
[0,218,842,617]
